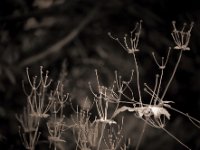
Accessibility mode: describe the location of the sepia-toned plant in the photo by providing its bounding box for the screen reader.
[16,21,200,150]
[109,21,200,150]
[47,81,69,149]
[16,103,40,150]
[71,107,99,150]
[25,66,54,118]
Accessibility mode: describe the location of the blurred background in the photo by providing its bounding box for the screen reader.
[0,0,200,149]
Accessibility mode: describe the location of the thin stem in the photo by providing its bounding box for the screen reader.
[161,50,183,100]
[161,127,191,150]
[105,101,108,120]
[136,122,147,150]
[149,74,159,105]
[155,68,163,104]
[167,106,200,128]
[132,52,142,106]
[97,123,106,150]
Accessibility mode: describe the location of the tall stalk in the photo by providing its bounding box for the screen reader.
[161,50,183,100]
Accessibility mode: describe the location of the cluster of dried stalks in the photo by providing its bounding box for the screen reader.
[16,21,200,150]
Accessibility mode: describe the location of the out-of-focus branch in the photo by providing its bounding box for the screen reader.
[18,6,99,68]
[0,1,74,23]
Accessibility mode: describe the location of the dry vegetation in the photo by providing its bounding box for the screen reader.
[0,0,200,150]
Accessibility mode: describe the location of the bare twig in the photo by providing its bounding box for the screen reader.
[18,6,99,68]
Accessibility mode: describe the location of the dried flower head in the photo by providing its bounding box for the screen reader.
[171,21,194,50]
[108,20,142,53]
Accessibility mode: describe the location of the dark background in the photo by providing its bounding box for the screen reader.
[0,0,200,149]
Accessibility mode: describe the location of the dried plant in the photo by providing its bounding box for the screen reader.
[103,118,124,150]
[16,66,55,150]
[71,107,99,150]
[16,103,40,133]
[171,21,194,51]
[47,81,69,150]
[17,67,69,150]
[16,103,40,150]
[109,21,200,150]
[16,21,200,150]
[88,70,136,150]
[25,66,53,118]
[18,124,40,150]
